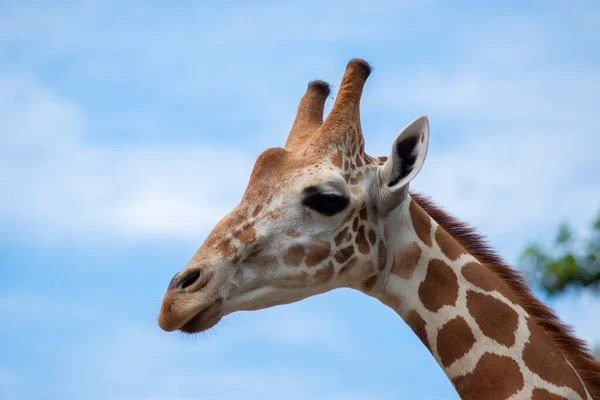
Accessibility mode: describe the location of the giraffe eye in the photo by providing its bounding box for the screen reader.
[302,193,349,216]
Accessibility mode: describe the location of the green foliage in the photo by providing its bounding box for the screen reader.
[520,212,600,296]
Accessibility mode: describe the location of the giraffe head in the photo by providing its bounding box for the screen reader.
[158,59,430,334]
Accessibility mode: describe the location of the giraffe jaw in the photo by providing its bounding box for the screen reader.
[176,298,224,334]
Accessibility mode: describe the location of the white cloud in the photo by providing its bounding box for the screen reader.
[0,73,254,243]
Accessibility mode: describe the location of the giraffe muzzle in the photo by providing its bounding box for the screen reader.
[158,264,224,333]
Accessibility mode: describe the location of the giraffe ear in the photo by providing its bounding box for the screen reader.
[377,116,429,210]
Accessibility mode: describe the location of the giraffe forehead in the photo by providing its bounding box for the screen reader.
[242,148,345,207]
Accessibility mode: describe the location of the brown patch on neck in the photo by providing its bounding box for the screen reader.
[452,353,524,400]
[405,310,431,351]
[409,200,433,247]
[461,262,516,302]
[523,318,587,399]
[411,191,600,399]
[418,259,459,312]
[435,226,466,261]
[466,290,519,347]
[391,241,422,279]
[531,388,568,400]
[437,316,475,367]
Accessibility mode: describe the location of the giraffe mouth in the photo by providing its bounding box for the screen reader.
[179,299,224,334]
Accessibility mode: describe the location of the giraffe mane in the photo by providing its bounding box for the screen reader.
[411,191,600,399]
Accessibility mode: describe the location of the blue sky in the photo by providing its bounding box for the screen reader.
[1,1,599,399]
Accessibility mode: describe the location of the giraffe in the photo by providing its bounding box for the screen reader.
[157,59,600,399]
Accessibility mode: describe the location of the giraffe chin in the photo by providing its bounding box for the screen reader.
[178,299,224,334]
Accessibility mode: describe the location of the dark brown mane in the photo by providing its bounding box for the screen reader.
[411,191,600,399]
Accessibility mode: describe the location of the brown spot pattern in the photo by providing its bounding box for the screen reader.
[418,259,459,312]
[406,311,430,350]
[335,245,354,264]
[466,290,518,347]
[252,205,263,217]
[355,154,364,167]
[368,229,377,246]
[391,241,422,279]
[341,209,355,225]
[339,257,358,276]
[378,241,387,271]
[437,316,475,367]
[436,227,466,261]
[409,200,432,247]
[335,227,352,246]
[452,353,524,400]
[332,151,343,168]
[359,205,368,220]
[531,389,568,400]
[285,229,300,238]
[233,225,256,245]
[305,241,331,267]
[284,244,305,267]
[356,226,370,254]
[217,239,237,258]
[314,262,334,284]
[383,293,402,310]
[352,217,359,232]
[461,262,494,291]
[523,319,587,399]
[461,262,515,301]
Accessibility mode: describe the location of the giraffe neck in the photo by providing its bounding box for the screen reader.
[370,195,591,400]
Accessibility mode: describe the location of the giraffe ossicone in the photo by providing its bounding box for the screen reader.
[158,59,600,400]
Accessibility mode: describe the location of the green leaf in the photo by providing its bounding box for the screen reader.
[556,223,572,245]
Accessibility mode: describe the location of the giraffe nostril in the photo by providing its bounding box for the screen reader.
[179,269,201,290]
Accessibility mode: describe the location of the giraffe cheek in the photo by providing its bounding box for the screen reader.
[278,270,311,289]
[305,241,332,267]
